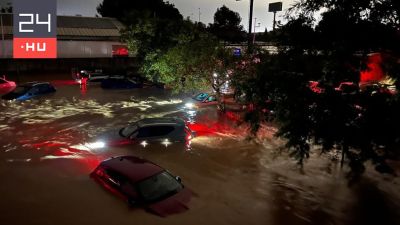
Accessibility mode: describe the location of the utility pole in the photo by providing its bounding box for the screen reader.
[248,0,254,53]
[198,8,201,23]
[0,13,4,58]
[235,0,255,53]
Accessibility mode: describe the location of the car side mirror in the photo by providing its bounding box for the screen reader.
[175,176,182,183]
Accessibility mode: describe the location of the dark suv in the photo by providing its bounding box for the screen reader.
[120,118,194,143]
[89,118,195,149]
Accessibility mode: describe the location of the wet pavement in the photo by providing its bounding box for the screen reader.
[0,81,400,225]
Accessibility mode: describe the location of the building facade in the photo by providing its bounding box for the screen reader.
[0,14,134,73]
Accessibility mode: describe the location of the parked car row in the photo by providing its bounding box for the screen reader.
[1,81,56,101]
[73,69,165,90]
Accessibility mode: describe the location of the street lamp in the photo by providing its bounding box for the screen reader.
[236,0,254,53]
[253,18,261,44]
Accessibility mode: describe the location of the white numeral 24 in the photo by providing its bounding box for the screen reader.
[19,13,51,33]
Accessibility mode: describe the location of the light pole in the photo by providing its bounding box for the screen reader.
[236,0,254,53]
[198,8,201,23]
[252,18,261,44]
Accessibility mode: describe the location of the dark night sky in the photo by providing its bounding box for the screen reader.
[1,0,296,31]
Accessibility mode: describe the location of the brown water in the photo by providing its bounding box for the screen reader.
[0,82,399,225]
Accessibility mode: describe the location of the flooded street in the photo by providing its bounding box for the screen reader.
[1,82,399,225]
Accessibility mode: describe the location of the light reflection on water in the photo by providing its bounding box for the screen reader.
[0,84,399,225]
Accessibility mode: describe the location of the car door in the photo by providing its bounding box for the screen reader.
[104,169,126,189]
[27,86,39,97]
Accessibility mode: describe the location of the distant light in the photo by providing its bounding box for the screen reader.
[161,139,172,148]
[213,73,218,78]
[185,102,194,109]
[86,141,106,149]
[140,140,148,148]
[187,110,196,116]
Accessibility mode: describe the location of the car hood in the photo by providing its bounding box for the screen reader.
[146,188,192,217]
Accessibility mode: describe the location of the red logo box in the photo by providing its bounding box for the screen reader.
[13,38,57,58]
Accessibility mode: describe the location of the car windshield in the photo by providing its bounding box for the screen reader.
[136,171,183,202]
[120,124,138,137]
[194,93,209,101]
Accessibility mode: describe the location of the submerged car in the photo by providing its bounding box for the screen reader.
[0,77,16,94]
[91,156,192,217]
[192,92,210,102]
[1,82,56,101]
[185,92,241,111]
[101,77,143,89]
[0,77,16,89]
[88,117,195,148]
[88,73,112,82]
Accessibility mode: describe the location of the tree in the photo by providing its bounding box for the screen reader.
[208,5,246,44]
[99,0,185,61]
[233,0,400,176]
[121,17,183,59]
[141,20,236,100]
[0,2,12,13]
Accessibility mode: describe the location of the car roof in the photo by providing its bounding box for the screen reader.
[19,82,51,87]
[137,117,185,127]
[101,156,164,183]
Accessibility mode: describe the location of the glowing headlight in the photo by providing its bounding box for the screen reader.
[161,139,172,147]
[185,103,194,109]
[140,140,148,148]
[85,141,106,149]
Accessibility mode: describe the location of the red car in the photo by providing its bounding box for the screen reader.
[90,156,192,217]
[0,77,16,94]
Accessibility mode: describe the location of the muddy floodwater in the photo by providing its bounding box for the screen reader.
[0,81,399,225]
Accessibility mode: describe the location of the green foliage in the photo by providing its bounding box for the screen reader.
[141,22,235,93]
[233,0,400,175]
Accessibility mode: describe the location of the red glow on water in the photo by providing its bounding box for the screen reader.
[360,53,384,83]
[51,80,80,86]
[107,139,134,147]
[24,140,103,172]
[187,123,218,136]
[225,111,242,122]
[80,157,103,172]
[187,112,243,137]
